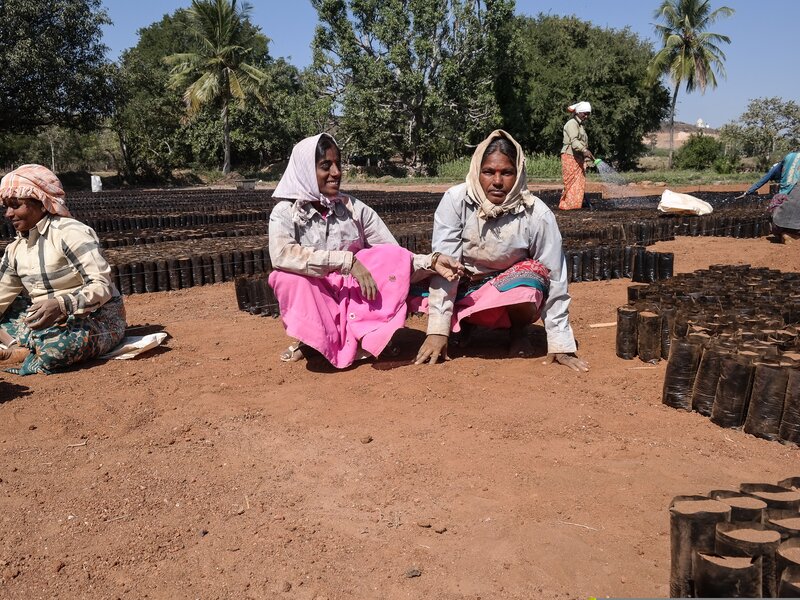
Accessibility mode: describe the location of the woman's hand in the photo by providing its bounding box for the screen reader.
[350,258,378,300]
[414,334,449,365]
[24,298,65,330]
[543,352,589,372]
[433,254,464,281]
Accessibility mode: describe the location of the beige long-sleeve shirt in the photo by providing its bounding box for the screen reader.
[0,215,119,318]
[560,117,589,156]
[426,184,577,354]
[268,195,436,278]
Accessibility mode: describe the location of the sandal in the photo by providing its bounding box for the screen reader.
[280,341,306,363]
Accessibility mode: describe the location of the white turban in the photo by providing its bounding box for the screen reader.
[568,101,592,114]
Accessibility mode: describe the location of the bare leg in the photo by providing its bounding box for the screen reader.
[507,302,538,357]
[0,328,16,348]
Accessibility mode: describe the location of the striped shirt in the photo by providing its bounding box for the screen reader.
[0,215,119,317]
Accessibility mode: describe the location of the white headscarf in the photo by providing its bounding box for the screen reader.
[567,101,592,114]
[273,133,342,224]
[466,129,535,220]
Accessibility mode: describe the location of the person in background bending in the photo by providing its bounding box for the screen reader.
[738,151,800,243]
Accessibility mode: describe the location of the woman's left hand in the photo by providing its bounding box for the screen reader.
[543,352,589,372]
[433,254,465,281]
[24,299,65,330]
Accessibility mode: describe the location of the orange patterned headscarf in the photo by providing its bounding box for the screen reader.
[0,164,71,217]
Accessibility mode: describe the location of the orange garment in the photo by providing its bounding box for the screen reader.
[559,153,585,210]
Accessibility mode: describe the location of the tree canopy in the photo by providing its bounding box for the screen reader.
[111,4,319,179]
[0,0,113,133]
[719,97,800,168]
[512,15,670,170]
[2,0,677,177]
[311,0,514,172]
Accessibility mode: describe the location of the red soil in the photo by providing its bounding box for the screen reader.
[1,236,799,599]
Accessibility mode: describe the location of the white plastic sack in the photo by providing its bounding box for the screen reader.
[100,332,168,360]
[657,189,713,216]
[90,175,103,193]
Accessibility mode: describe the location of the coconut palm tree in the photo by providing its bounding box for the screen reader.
[648,0,734,168]
[165,0,267,174]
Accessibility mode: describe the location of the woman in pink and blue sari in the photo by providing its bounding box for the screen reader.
[413,130,588,372]
[268,133,462,368]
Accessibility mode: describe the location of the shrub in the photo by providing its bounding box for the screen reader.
[436,153,561,180]
[675,133,724,170]
[713,156,739,174]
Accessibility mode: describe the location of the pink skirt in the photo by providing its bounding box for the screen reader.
[409,261,548,333]
[269,245,412,368]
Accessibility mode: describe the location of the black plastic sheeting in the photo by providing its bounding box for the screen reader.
[743,363,791,440]
[662,339,703,410]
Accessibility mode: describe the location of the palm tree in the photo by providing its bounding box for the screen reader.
[648,0,734,168]
[165,0,267,174]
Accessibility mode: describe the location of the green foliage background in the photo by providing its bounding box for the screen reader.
[3,0,790,184]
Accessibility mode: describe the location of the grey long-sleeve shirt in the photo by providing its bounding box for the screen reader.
[560,117,589,156]
[268,195,436,278]
[426,183,577,354]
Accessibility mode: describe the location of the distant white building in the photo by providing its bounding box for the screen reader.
[695,118,711,129]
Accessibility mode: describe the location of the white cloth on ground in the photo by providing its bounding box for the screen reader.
[657,189,713,216]
[100,332,168,360]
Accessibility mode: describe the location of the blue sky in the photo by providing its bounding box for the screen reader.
[100,0,798,129]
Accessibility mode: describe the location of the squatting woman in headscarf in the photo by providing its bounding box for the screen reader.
[268,133,463,368]
[0,165,126,375]
[413,130,588,372]
[739,151,800,243]
[558,101,594,211]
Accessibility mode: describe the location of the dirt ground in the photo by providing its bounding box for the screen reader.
[1,235,798,600]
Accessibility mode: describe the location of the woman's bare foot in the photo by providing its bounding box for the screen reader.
[508,329,535,358]
[280,341,306,363]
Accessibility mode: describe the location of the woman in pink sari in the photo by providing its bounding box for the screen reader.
[268,133,462,368]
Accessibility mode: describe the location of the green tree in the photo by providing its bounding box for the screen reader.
[0,0,113,133]
[719,97,800,167]
[674,132,723,169]
[113,7,320,180]
[164,0,268,174]
[648,0,734,169]
[111,10,196,179]
[512,15,670,169]
[311,0,513,173]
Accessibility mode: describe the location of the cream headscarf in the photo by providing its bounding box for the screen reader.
[568,101,592,114]
[0,164,71,217]
[466,130,534,220]
[273,133,343,224]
